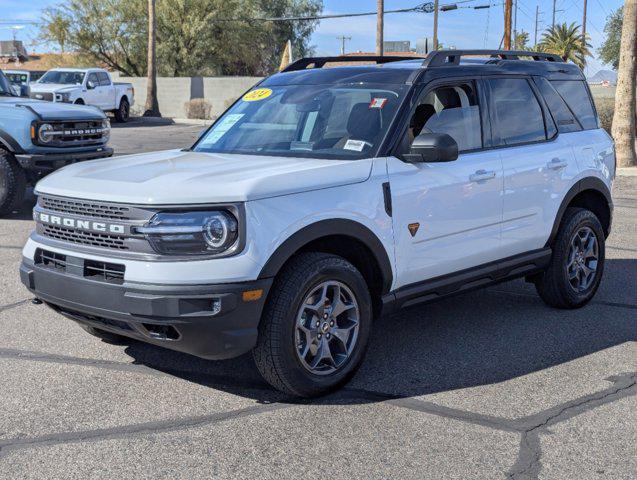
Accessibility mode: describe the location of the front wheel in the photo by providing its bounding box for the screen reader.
[0,151,26,216]
[535,207,605,309]
[114,98,130,123]
[253,252,372,397]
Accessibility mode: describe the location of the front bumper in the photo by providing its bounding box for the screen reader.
[15,147,114,171]
[20,257,272,360]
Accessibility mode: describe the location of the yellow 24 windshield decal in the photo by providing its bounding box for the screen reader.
[242,88,273,102]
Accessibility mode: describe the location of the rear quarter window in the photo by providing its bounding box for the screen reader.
[550,80,598,130]
[534,77,581,133]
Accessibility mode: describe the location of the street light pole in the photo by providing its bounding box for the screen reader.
[504,0,512,50]
[376,0,384,56]
[433,0,439,50]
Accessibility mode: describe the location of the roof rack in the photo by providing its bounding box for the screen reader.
[281,55,424,72]
[422,49,563,67]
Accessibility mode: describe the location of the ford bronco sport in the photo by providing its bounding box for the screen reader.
[0,69,112,216]
[20,51,614,397]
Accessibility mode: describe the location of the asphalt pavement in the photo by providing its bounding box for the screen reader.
[0,121,634,479]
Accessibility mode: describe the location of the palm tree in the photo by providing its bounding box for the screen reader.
[612,0,636,168]
[514,31,530,50]
[143,0,161,117]
[539,22,591,68]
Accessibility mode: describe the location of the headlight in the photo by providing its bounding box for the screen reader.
[135,211,239,256]
[37,123,54,143]
[102,118,111,140]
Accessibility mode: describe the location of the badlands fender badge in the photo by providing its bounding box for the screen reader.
[408,223,420,237]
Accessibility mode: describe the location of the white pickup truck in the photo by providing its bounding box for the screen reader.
[29,68,134,122]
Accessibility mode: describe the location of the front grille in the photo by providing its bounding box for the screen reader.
[35,248,125,284]
[84,259,125,283]
[40,196,131,220]
[42,225,128,250]
[34,120,107,148]
[30,92,54,101]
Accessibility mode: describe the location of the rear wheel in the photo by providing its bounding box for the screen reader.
[114,98,130,123]
[535,208,605,309]
[0,150,26,216]
[253,252,372,397]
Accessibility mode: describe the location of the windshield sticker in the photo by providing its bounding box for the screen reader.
[290,141,314,151]
[343,139,369,152]
[242,88,273,102]
[200,114,244,145]
[369,98,388,109]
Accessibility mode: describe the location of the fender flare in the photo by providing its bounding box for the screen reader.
[0,130,24,154]
[546,177,613,245]
[258,219,394,294]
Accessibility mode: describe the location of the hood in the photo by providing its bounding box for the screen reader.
[35,150,373,204]
[29,83,80,94]
[0,97,105,121]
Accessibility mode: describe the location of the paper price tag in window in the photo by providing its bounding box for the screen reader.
[369,98,388,109]
[343,139,369,152]
[200,114,244,145]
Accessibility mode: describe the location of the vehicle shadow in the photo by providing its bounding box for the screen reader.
[110,117,176,129]
[120,257,637,404]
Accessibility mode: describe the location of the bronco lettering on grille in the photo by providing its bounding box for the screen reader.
[37,213,125,235]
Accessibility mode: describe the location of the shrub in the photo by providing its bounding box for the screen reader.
[593,97,614,134]
[184,98,212,120]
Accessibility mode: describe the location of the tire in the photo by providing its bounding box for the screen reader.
[114,98,130,123]
[74,99,84,105]
[253,252,372,398]
[79,325,128,344]
[0,150,27,216]
[535,207,605,309]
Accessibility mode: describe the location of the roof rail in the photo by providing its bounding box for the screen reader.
[281,55,424,72]
[422,49,564,67]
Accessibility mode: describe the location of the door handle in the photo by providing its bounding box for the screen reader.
[547,158,568,170]
[469,169,496,182]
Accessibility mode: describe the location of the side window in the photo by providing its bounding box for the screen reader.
[97,72,111,86]
[550,80,597,130]
[402,82,483,153]
[534,77,581,133]
[488,78,546,146]
[87,73,99,87]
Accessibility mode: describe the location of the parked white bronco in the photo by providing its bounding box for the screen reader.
[21,51,615,397]
[29,68,134,122]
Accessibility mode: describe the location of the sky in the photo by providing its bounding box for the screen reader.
[1,0,624,76]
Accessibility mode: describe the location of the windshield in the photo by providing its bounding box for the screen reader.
[194,83,407,159]
[38,71,85,85]
[6,73,27,85]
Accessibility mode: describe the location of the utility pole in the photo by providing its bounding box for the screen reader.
[376,0,384,56]
[552,0,556,28]
[143,0,160,117]
[504,0,512,50]
[581,0,588,67]
[534,5,540,47]
[433,0,439,50]
[513,0,518,47]
[337,35,351,55]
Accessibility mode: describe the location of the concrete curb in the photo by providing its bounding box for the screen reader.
[617,167,637,177]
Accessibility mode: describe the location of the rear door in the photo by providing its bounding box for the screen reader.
[486,76,578,257]
[97,72,116,109]
[387,79,504,288]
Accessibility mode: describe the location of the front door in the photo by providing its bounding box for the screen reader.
[387,80,504,289]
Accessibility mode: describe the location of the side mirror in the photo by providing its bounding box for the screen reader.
[87,80,96,89]
[404,132,459,163]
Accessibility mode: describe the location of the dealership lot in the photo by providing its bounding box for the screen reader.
[0,121,634,479]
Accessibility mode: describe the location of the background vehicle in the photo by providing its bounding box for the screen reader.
[0,69,112,216]
[21,51,615,397]
[3,69,45,97]
[29,68,134,122]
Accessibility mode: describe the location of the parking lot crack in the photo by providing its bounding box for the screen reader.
[0,299,30,313]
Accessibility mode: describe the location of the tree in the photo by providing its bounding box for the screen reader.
[598,7,623,70]
[539,22,591,68]
[611,0,636,168]
[144,0,160,117]
[514,31,530,50]
[40,8,70,53]
[39,0,322,77]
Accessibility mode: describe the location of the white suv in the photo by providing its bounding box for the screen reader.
[20,51,615,397]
